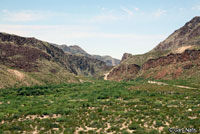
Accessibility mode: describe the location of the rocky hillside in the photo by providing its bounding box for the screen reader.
[106,16,200,81]
[121,16,200,66]
[153,16,200,52]
[0,32,106,88]
[54,44,120,66]
[66,54,106,76]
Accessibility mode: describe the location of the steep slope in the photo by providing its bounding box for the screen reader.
[107,16,200,81]
[153,16,200,51]
[0,32,106,88]
[54,44,120,66]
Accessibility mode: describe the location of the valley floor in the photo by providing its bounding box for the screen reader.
[0,79,199,134]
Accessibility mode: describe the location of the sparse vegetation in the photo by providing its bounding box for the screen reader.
[0,79,199,133]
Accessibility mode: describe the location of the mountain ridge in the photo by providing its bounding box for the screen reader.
[0,32,107,88]
[54,44,120,66]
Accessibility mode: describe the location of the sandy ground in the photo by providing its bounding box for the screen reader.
[176,45,192,53]
[7,69,25,81]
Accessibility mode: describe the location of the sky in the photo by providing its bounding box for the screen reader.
[0,0,200,59]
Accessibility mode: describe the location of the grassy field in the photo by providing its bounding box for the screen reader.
[0,79,199,134]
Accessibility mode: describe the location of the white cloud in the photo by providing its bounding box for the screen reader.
[86,14,122,23]
[134,8,139,11]
[0,24,166,40]
[153,9,167,17]
[2,10,48,22]
[121,7,134,16]
[1,10,69,22]
[101,7,105,11]
[0,24,97,43]
[192,5,200,10]
[179,8,184,11]
[64,32,165,40]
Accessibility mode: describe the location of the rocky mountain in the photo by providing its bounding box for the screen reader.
[92,55,120,66]
[54,44,89,56]
[153,16,200,52]
[121,53,133,62]
[54,44,120,66]
[0,32,106,88]
[107,64,140,81]
[106,16,200,81]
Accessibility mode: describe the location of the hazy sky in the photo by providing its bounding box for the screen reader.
[0,0,200,59]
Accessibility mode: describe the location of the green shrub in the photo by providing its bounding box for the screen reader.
[128,123,140,130]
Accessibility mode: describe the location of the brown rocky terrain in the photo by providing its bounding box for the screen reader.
[142,50,200,70]
[107,64,140,81]
[140,49,200,79]
[0,43,51,72]
[107,49,200,81]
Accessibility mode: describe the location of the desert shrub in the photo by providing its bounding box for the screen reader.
[128,122,140,130]
[155,120,163,127]
[149,129,159,134]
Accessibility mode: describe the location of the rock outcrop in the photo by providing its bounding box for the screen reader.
[107,64,140,81]
[121,53,133,62]
[142,50,200,70]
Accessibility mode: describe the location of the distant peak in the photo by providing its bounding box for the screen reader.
[190,16,200,22]
[121,53,132,61]
[69,45,81,48]
[185,16,200,27]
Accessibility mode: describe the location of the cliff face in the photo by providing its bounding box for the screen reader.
[107,64,140,81]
